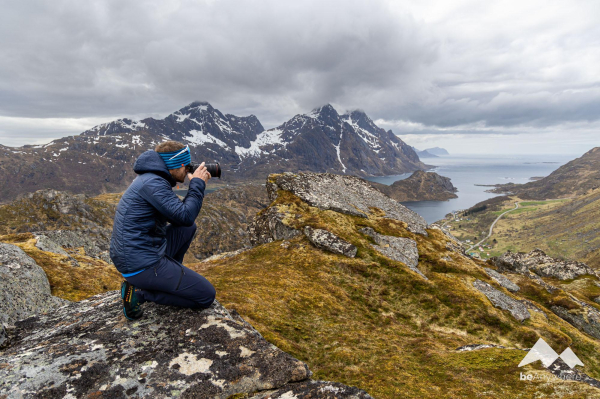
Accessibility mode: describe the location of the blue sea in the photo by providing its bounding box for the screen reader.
[366,153,578,224]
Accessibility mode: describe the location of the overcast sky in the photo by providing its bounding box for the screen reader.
[1,0,598,155]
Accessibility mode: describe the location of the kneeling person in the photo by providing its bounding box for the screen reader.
[110,141,216,320]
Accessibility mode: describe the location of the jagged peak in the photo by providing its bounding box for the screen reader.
[342,109,374,124]
[176,101,213,115]
[307,104,339,119]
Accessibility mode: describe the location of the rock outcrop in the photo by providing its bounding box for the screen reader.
[483,268,520,292]
[0,243,67,328]
[267,172,428,235]
[472,279,530,322]
[359,227,424,279]
[34,230,112,264]
[0,291,371,398]
[248,207,300,246]
[490,249,598,280]
[303,226,357,258]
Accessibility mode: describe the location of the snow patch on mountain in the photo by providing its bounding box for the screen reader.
[343,115,381,153]
[175,112,191,122]
[235,128,285,158]
[119,120,146,131]
[185,130,228,148]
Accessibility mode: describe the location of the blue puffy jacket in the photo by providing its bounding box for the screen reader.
[109,150,205,274]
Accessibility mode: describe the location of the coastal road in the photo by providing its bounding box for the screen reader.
[466,202,520,253]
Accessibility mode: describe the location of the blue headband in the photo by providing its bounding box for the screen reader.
[158,145,191,170]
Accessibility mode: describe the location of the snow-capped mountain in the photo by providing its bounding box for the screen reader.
[0,102,431,203]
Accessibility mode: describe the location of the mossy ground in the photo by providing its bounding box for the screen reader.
[0,232,122,301]
[191,191,600,398]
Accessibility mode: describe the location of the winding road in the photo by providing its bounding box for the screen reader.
[466,201,520,253]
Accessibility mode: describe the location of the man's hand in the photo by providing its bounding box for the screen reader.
[187,162,211,183]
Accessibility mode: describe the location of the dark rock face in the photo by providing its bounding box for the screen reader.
[267,172,428,235]
[369,170,458,202]
[472,279,530,322]
[483,268,520,292]
[0,243,67,327]
[248,207,300,246]
[490,249,597,280]
[0,291,372,398]
[303,226,357,258]
[359,227,424,279]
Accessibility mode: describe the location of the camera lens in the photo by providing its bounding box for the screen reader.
[205,163,221,179]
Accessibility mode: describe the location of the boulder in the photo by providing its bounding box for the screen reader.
[472,279,530,322]
[267,173,428,235]
[483,268,520,292]
[551,296,600,340]
[359,227,424,279]
[0,291,371,398]
[34,229,112,264]
[0,243,67,327]
[303,226,357,258]
[248,207,300,246]
[490,249,597,281]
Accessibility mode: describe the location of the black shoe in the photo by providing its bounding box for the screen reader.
[121,281,143,320]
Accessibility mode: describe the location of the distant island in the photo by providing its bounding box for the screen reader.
[411,146,450,158]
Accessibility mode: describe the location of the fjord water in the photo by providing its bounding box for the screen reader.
[366,153,577,224]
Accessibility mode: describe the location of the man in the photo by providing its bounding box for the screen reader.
[110,140,216,320]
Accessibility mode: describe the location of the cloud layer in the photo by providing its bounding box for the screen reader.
[1,0,599,152]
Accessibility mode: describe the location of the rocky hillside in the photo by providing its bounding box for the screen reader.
[0,101,431,203]
[1,265,371,398]
[490,147,600,199]
[4,173,600,397]
[369,170,458,202]
[189,172,600,398]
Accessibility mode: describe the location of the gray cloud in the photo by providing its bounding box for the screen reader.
[1,0,599,148]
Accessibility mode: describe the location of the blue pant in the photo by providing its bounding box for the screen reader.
[125,223,216,309]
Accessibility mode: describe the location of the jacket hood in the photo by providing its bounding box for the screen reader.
[133,150,177,187]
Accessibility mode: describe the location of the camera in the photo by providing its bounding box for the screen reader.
[187,161,221,179]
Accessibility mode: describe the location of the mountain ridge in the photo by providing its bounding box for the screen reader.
[0,102,432,204]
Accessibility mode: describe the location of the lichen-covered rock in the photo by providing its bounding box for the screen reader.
[249,379,373,398]
[303,226,357,258]
[484,268,520,292]
[359,227,424,279]
[248,207,300,246]
[267,172,428,235]
[34,229,112,264]
[33,233,69,256]
[0,291,317,399]
[547,358,600,389]
[472,279,530,322]
[551,296,600,340]
[0,243,67,327]
[490,249,597,280]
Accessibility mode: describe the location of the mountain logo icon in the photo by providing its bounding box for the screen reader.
[518,338,584,369]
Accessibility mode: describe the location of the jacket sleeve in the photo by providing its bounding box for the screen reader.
[140,176,206,226]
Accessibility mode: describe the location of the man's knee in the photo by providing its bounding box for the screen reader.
[195,282,216,309]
